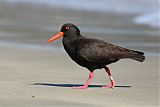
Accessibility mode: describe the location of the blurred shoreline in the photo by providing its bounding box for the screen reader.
[0,1,159,57]
[0,40,159,57]
[4,0,159,28]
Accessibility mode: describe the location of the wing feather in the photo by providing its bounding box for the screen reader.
[76,37,130,63]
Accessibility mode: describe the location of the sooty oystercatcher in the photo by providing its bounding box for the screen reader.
[48,23,145,89]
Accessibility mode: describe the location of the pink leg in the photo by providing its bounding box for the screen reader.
[73,71,94,89]
[102,67,115,89]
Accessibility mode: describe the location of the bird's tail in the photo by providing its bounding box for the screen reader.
[127,50,145,62]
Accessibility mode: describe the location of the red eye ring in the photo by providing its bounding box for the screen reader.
[66,26,70,30]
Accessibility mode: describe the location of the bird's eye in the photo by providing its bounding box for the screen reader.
[65,26,70,30]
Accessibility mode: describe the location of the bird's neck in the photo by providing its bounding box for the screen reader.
[63,32,81,43]
[62,33,82,55]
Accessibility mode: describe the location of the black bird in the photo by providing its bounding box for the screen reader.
[48,23,145,89]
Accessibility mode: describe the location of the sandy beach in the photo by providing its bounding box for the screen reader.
[0,46,159,107]
[0,1,159,107]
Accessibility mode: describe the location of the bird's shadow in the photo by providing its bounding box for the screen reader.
[32,83,131,88]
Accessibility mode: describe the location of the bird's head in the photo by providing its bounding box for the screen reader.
[48,23,80,43]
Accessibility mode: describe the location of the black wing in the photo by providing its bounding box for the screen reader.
[76,37,131,63]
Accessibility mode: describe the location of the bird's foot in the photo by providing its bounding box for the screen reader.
[102,80,115,89]
[72,85,88,89]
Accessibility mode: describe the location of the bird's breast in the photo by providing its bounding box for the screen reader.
[63,40,77,58]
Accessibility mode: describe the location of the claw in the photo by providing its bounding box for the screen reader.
[72,71,94,89]
[102,79,115,89]
[72,85,88,89]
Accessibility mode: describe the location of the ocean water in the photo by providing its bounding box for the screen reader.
[5,0,160,28]
[0,0,159,57]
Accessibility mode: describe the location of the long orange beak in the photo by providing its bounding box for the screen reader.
[48,32,64,43]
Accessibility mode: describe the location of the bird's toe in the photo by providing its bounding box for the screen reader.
[72,85,88,89]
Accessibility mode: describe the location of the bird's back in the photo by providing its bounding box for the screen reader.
[63,36,145,70]
[76,37,126,62]
[76,37,144,66]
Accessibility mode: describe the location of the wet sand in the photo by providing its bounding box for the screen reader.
[0,46,159,107]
